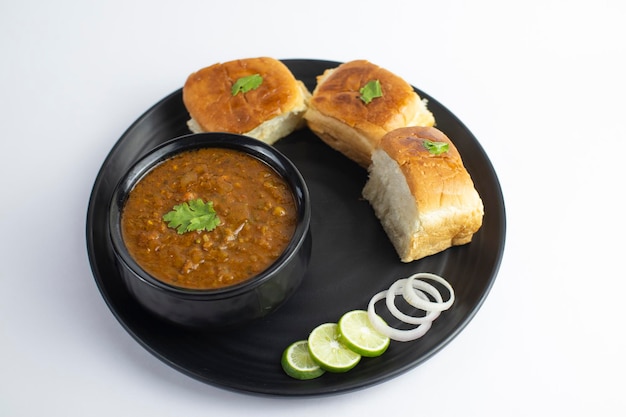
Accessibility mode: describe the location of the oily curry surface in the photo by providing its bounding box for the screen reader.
[121,147,297,290]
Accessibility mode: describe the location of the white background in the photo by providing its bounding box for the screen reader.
[2,1,625,415]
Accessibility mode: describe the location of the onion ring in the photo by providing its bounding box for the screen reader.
[367,290,433,342]
[385,279,442,325]
[366,272,455,342]
[402,273,454,312]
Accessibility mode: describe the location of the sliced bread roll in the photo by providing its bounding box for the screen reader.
[183,57,310,144]
[304,60,435,167]
[362,126,484,262]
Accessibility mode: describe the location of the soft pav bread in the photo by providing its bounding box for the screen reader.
[183,57,310,144]
[362,126,484,262]
[304,60,435,167]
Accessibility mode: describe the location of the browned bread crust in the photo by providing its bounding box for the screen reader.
[183,57,309,143]
[304,60,434,167]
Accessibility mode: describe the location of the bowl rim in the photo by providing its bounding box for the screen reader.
[108,132,311,299]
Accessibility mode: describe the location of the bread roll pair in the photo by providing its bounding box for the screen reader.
[303,60,483,261]
[183,58,435,154]
[183,57,310,145]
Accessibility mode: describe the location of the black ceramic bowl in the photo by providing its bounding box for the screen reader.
[108,133,312,328]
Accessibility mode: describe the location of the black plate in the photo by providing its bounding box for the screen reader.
[86,59,506,396]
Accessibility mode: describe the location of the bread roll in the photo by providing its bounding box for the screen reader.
[304,60,435,167]
[362,126,484,262]
[183,57,310,144]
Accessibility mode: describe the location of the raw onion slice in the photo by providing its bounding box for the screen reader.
[402,273,454,312]
[366,272,454,342]
[385,279,442,325]
[367,290,433,342]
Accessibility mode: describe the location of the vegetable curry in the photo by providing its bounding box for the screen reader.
[121,147,296,290]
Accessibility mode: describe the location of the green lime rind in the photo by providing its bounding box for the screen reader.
[307,323,361,373]
[281,340,326,380]
[337,310,390,358]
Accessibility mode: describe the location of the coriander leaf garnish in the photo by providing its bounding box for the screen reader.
[162,198,220,234]
[423,139,450,155]
[231,74,263,96]
[359,80,383,104]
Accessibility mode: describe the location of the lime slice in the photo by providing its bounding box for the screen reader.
[338,310,391,357]
[307,323,361,373]
[281,340,326,380]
